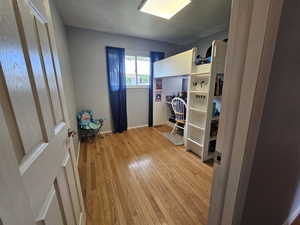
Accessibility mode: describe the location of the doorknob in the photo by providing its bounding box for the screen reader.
[68,128,76,138]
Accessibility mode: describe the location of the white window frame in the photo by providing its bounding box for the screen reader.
[125,55,150,89]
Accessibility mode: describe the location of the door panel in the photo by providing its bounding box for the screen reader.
[57,161,77,225]
[0,0,85,225]
[35,17,64,126]
[0,99,35,225]
[37,186,65,225]
[0,64,24,162]
[21,126,67,218]
[0,0,44,157]
[15,0,55,140]
[64,154,81,223]
[26,0,47,20]
[67,143,85,218]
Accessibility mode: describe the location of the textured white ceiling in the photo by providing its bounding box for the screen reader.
[54,0,231,45]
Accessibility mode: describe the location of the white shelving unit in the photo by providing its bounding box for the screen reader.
[186,40,227,161]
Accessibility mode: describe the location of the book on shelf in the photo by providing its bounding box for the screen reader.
[209,140,217,153]
[214,73,224,96]
[210,120,219,138]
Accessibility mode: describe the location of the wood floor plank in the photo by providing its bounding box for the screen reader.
[79,126,213,225]
[132,128,209,225]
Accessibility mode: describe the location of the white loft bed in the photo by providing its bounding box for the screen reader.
[153,41,227,162]
[154,49,194,78]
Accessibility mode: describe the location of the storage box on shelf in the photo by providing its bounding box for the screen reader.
[186,40,227,161]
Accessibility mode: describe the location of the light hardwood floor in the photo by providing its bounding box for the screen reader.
[78,126,213,225]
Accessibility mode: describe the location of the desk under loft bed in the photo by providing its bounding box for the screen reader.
[153,75,188,128]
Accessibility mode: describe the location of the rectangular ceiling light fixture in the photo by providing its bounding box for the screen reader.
[138,0,191,20]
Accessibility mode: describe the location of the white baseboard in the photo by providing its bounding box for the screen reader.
[100,125,148,135]
[153,122,174,128]
[283,206,300,225]
[128,124,148,130]
[101,130,112,134]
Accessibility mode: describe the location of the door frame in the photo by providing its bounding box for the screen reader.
[208,0,285,225]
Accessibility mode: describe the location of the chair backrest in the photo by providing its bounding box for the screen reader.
[77,110,104,130]
[171,97,186,123]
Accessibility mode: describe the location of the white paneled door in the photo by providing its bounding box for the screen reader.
[0,0,85,225]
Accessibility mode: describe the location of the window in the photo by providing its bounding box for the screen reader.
[125,55,150,87]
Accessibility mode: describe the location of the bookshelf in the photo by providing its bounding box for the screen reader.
[186,40,227,161]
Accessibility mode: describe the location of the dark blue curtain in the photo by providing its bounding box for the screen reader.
[149,51,165,127]
[106,47,127,133]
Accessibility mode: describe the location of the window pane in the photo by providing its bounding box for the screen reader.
[126,73,137,86]
[125,55,136,86]
[137,56,150,85]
